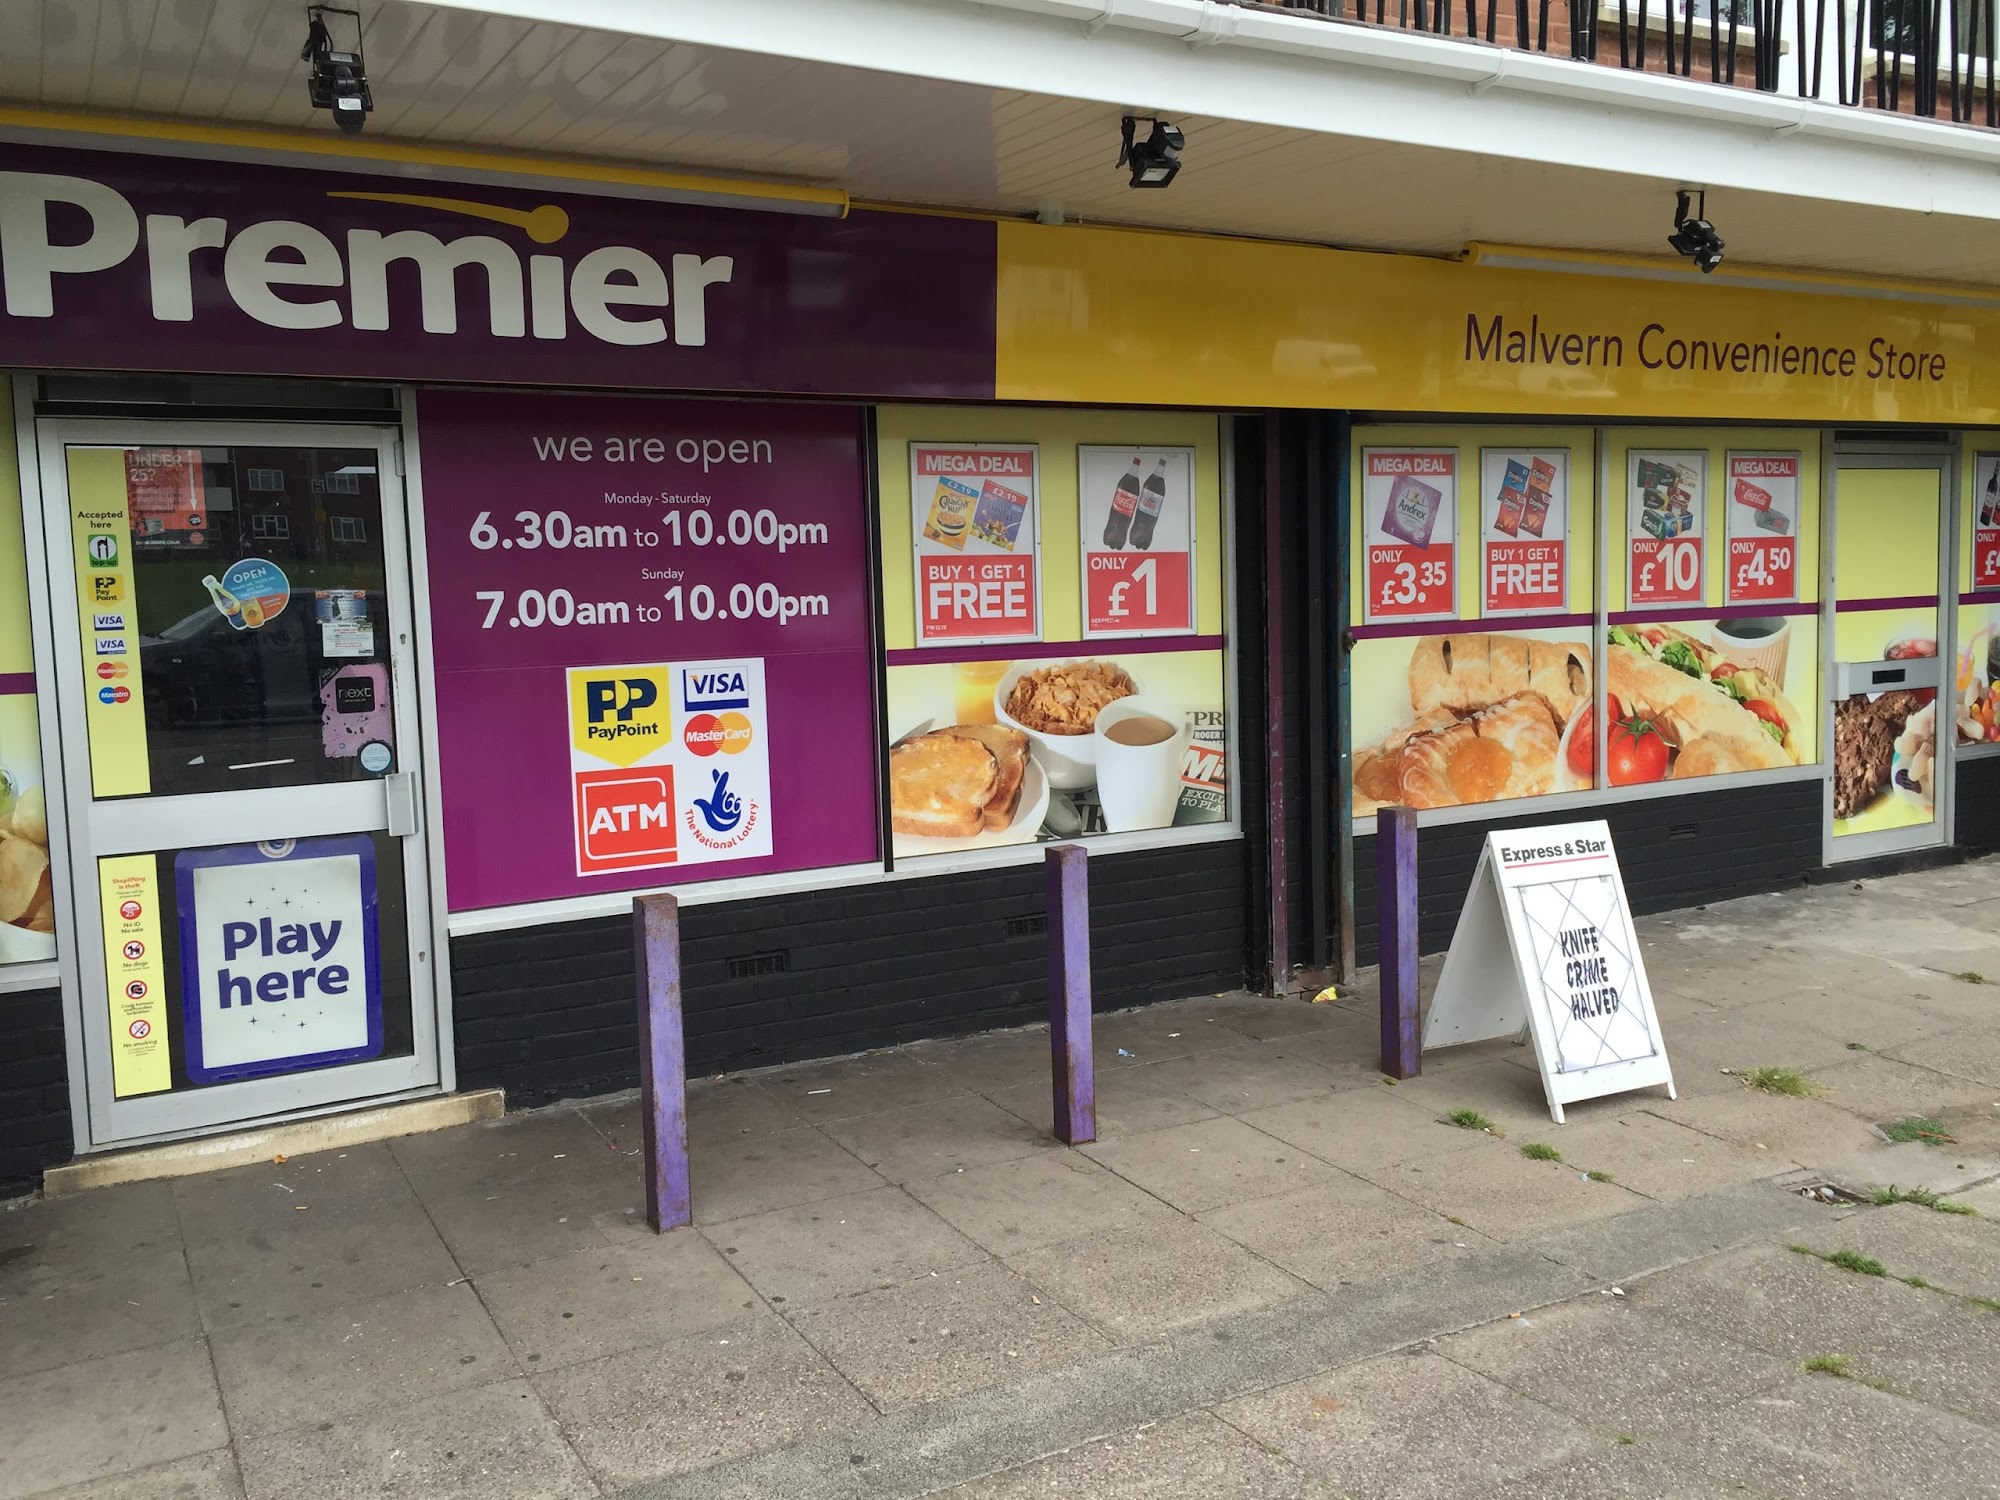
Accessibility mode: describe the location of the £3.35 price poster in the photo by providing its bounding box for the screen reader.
[1362,448,1458,625]
[1627,450,1706,610]
[1724,452,1801,605]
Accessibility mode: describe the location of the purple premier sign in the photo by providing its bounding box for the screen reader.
[0,142,995,398]
[419,390,879,910]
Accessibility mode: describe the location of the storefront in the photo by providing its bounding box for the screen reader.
[2,131,1996,1183]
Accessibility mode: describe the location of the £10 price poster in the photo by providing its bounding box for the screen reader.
[1627,450,1707,610]
[1362,448,1458,625]
[1724,452,1801,605]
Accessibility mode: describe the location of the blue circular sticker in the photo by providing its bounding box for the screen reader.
[210,557,291,630]
[358,741,394,774]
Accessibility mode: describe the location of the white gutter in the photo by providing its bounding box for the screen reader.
[417,0,2000,220]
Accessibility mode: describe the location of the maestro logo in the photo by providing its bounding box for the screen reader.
[567,664,673,768]
[682,711,754,757]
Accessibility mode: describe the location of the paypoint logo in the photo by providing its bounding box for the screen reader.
[682,711,754,757]
[568,664,673,768]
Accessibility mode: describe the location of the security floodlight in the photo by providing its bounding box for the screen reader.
[1668,189,1725,274]
[302,6,373,136]
[1117,116,1184,189]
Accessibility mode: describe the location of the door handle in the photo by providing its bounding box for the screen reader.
[385,772,421,838]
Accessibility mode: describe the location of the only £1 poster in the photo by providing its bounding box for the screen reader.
[1078,446,1196,638]
[910,443,1041,645]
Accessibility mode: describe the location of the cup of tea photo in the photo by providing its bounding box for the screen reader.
[1709,616,1792,688]
[1092,696,1191,833]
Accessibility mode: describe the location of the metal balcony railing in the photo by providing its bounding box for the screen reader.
[1252,0,1999,126]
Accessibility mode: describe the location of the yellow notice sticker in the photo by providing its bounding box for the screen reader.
[69,447,150,796]
[101,855,170,1097]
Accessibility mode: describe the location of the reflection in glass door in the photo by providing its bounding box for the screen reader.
[39,421,439,1147]
[1826,459,1952,859]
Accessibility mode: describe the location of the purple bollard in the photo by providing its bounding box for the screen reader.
[634,893,691,1231]
[1377,807,1421,1079]
[1045,844,1097,1145]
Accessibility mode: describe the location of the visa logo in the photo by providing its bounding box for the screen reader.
[94,636,127,655]
[683,667,749,712]
[93,612,125,630]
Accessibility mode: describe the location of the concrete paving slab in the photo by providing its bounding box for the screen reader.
[1002,1217,1305,1343]
[783,1259,1108,1412]
[1637,1242,1999,1424]
[1659,1374,2000,1500]
[817,1095,1055,1185]
[1383,1055,1655,1129]
[1080,1115,1343,1214]
[706,1185,987,1308]
[978,1069,1220,1139]
[1792,1200,2000,1301]
[1897,970,2000,1024]
[1661,1088,1888,1168]
[0,1242,201,1380]
[28,1452,243,1500]
[1816,1139,2000,1196]
[233,1379,595,1500]
[473,1226,762,1372]
[1548,1109,1781,1200]
[1235,1086,1489,1171]
[1216,1347,1597,1498]
[902,1150,1179,1257]
[206,1281,519,1438]
[1438,1295,1794,1432]
[686,1124,885,1224]
[1090,1008,1262,1068]
[752,1051,967,1122]
[1433,1442,1749,1500]
[1125,1040,1368,1114]
[583,1078,809,1152]
[938,1411,1327,1499]
[1808,1052,1996,1122]
[1198,993,1372,1043]
[0,1339,227,1500]
[1883,1024,2000,1089]
[534,1312,872,1489]
[1195,1174,1496,1291]
[1646,1013,1861,1097]
[915,1025,1055,1095]
[1729,989,1963,1052]
[1359,1139,1651,1241]
[0,1178,182,1267]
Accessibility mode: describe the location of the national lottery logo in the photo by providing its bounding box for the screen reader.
[693,768,743,833]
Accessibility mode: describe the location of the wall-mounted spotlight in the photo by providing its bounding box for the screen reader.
[301,6,373,136]
[1117,116,1184,189]
[1667,189,1725,274]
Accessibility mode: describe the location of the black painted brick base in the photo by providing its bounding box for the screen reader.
[1,986,73,1195]
[451,839,1252,1107]
[1349,778,1825,965]
[1959,755,2000,854]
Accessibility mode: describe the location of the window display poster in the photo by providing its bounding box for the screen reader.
[124,447,208,548]
[1957,601,2000,748]
[1363,449,1458,625]
[885,650,1228,857]
[175,837,381,1084]
[68,448,152,798]
[1724,452,1801,605]
[1079,446,1196,637]
[1628,451,1706,610]
[416,390,880,911]
[101,854,169,1097]
[910,443,1041,645]
[1480,449,1568,616]
[1973,454,2000,591]
[1,393,55,965]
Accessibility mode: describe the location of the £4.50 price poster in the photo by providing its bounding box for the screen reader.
[1362,448,1458,625]
[1974,454,2000,592]
[1724,452,1801,605]
[909,443,1042,645]
[1479,449,1568,616]
[1627,450,1707,610]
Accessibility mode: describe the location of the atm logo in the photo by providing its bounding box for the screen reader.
[567,663,672,768]
[573,767,677,875]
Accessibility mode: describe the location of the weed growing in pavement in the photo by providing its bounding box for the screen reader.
[1881,1116,1955,1145]
[1520,1142,1562,1162]
[1587,1169,1615,1182]
[1739,1066,1823,1097]
[1846,1041,1868,1051]
[1616,1433,1636,1445]
[1825,1249,1889,1276]
[1447,1215,1469,1227]
[1904,1275,1932,1289]
[1802,1354,1852,1377]
[1953,971,1986,984]
[1443,1108,1498,1133]
[1973,1298,2000,1314]
[1871,1185,1978,1215]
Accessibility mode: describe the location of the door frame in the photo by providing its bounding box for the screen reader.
[1820,439,1958,867]
[26,409,450,1151]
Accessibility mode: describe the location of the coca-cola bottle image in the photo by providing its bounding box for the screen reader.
[1131,458,1169,550]
[1103,457,1143,549]
[1983,467,1999,529]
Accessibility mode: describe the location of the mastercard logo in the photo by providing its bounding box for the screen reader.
[96,661,128,679]
[682,711,754,757]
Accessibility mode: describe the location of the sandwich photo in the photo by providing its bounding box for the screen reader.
[1603,622,1803,776]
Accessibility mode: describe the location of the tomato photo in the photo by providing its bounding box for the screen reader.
[1743,698,1787,734]
[1565,694,1625,779]
[1607,715,1671,785]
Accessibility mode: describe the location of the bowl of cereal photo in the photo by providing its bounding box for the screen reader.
[994,659,1140,789]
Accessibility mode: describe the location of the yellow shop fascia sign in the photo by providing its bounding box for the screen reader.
[994,224,1999,425]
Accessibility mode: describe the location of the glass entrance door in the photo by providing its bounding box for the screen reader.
[1826,457,1953,859]
[38,420,438,1147]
